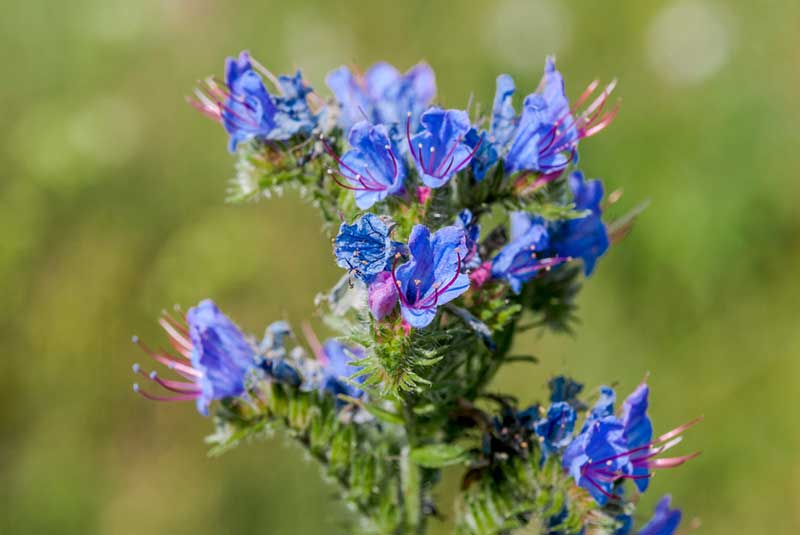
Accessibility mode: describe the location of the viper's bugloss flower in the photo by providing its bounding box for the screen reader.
[563,418,631,504]
[131,300,256,416]
[455,209,482,268]
[318,339,367,400]
[188,51,317,152]
[564,384,701,504]
[391,224,470,328]
[270,70,317,140]
[407,108,481,188]
[368,271,399,320]
[326,62,436,134]
[637,496,682,535]
[550,171,610,276]
[334,213,395,283]
[535,401,577,459]
[500,57,618,175]
[324,121,406,209]
[491,212,568,294]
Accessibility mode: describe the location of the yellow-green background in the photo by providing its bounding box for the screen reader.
[2,0,798,533]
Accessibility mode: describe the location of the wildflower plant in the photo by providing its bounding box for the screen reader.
[133,51,701,534]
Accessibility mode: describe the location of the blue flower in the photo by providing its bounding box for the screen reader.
[455,209,482,268]
[535,402,577,459]
[326,62,436,133]
[328,121,406,209]
[185,300,257,415]
[189,51,318,152]
[562,417,632,505]
[563,384,700,504]
[550,172,609,276]
[491,212,564,294]
[319,339,366,400]
[270,70,317,140]
[392,224,470,328]
[408,108,478,188]
[334,213,394,283]
[131,300,257,416]
[637,496,682,535]
[501,56,617,176]
[221,51,280,152]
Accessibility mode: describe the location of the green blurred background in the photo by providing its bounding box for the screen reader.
[2,0,798,533]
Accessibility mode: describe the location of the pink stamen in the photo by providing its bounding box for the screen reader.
[158,317,192,356]
[133,384,199,403]
[133,338,201,379]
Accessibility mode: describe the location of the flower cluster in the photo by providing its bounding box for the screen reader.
[128,51,699,535]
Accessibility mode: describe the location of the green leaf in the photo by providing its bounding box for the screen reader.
[410,444,469,468]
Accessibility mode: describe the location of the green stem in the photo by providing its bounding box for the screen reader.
[401,404,426,534]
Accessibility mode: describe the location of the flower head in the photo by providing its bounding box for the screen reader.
[490,212,567,294]
[334,213,395,283]
[503,57,618,175]
[564,384,701,504]
[392,224,470,328]
[550,171,610,276]
[637,496,682,535]
[188,51,317,152]
[407,108,481,188]
[535,401,577,459]
[326,62,436,134]
[324,121,406,209]
[131,300,256,416]
[270,70,317,140]
[563,417,631,505]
